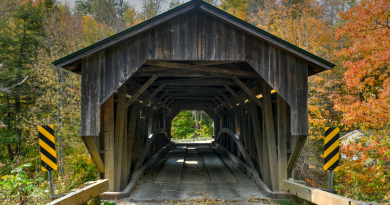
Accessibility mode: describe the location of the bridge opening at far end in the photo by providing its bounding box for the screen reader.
[170,110,214,143]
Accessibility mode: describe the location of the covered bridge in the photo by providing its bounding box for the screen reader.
[53,0,334,196]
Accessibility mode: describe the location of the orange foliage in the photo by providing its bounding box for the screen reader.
[335,0,390,130]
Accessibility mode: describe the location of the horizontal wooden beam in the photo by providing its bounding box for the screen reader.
[136,68,257,78]
[282,179,376,205]
[175,97,215,100]
[47,179,109,205]
[144,61,258,77]
[151,78,237,86]
[193,61,244,66]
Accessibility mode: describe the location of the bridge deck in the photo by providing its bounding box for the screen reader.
[124,143,268,204]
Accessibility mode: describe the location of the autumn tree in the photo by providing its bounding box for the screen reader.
[333,0,390,201]
[0,0,47,159]
[140,0,166,20]
[168,0,181,9]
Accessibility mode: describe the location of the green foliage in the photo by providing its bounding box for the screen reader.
[171,110,195,139]
[169,0,181,10]
[100,201,115,205]
[0,0,46,160]
[171,110,214,139]
[0,163,44,203]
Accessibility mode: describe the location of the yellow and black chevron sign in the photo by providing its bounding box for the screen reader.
[324,127,340,171]
[38,125,57,171]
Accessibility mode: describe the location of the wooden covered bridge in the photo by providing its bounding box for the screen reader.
[53,0,335,201]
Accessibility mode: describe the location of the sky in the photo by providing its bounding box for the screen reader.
[57,0,190,11]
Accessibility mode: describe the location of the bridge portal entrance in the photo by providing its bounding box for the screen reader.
[52,0,334,199]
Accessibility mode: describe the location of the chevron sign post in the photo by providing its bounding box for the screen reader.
[38,125,56,197]
[324,127,340,190]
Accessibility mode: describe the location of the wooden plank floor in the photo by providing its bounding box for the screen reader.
[199,145,237,183]
[154,145,187,183]
[126,143,266,203]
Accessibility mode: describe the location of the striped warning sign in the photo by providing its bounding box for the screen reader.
[38,125,57,171]
[324,127,340,171]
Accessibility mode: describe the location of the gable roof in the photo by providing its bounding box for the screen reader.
[53,0,335,71]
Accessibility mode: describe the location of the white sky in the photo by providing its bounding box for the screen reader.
[57,0,190,12]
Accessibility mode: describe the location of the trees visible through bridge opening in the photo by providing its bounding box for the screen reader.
[171,110,214,141]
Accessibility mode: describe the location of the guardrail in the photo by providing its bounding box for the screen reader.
[46,179,108,205]
[282,179,381,205]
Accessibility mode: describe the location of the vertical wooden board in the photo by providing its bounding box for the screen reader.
[148,28,157,60]
[178,14,187,60]
[104,47,114,100]
[258,40,263,76]
[171,17,180,60]
[120,106,129,190]
[235,28,244,61]
[302,60,309,135]
[81,57,89,136]
[214,19,222,60]
[269,45,275,88]
[156,24,165,60]
[197,11,205,60]
[293,57,300,135]
[278,49,287,99]
[263,85,278,191]
[137,32,148,71]
[225,23,234,60]
[187,11,197,60]
[127,102,140,181]
[261,108,271,187]
[98,50,105,105]
[163,21,172,60]
[205,15,215,60]
[244,33,254,67]
[91,54,100,137]
[277,94,288,190]
[297,59,308,135]
[112,44,121,90]
[274,46,280,92]
[252,38,259,73]
[287,55,297,135]
[220,21,227,60]
[119,41,129,85]
[287,54,296,107]
[114,84,126,191]
[103,95,115,191]
[263,42,270,84]
[295,58,302,135]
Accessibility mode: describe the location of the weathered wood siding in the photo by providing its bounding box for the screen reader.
[81,10,308,136]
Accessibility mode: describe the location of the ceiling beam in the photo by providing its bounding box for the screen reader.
[135,67,257,78]
[144,61,258,77]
